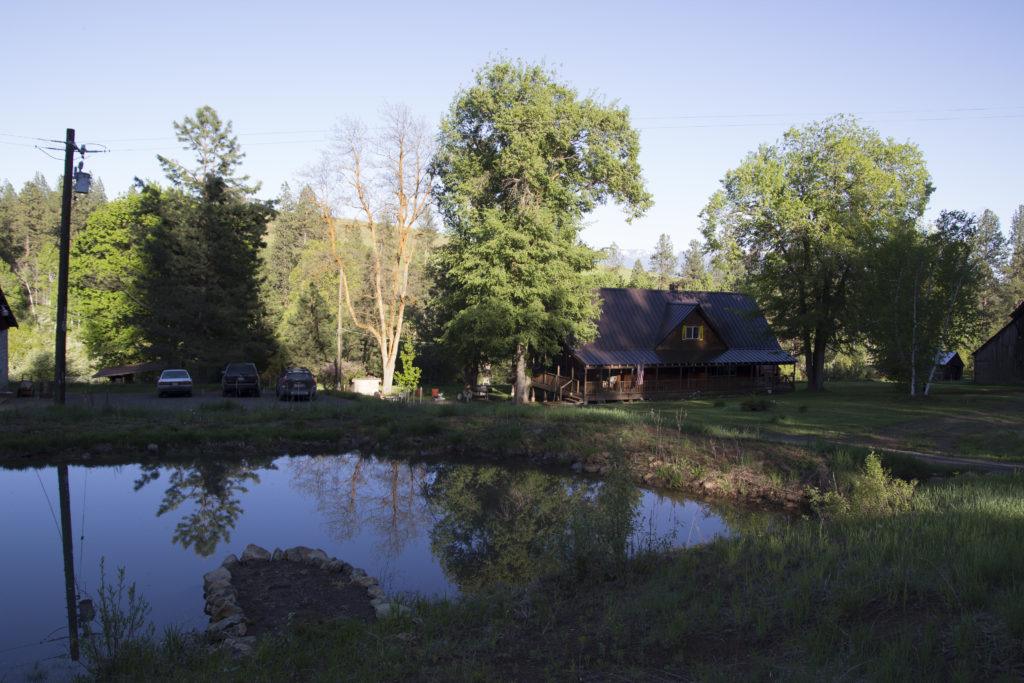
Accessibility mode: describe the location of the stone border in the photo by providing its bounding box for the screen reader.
[203,543,408,656]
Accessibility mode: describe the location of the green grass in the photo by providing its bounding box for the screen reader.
[595,380,1024,453]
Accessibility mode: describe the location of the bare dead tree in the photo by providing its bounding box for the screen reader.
[308,105,434,394]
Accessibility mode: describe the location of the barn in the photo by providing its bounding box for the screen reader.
[973,302,1024,385]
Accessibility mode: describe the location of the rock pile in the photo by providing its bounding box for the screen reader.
[203,543,408,656]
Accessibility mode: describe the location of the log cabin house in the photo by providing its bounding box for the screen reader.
[973,301,1024,385]
[533,288,796,403]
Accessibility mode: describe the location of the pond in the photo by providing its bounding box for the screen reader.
[0,453,777,680]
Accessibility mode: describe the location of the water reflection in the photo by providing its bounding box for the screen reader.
[288,456,432,557]
[0,454,779,679]
[133,457,272,557]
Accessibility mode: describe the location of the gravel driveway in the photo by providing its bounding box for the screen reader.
[2,387,343,411]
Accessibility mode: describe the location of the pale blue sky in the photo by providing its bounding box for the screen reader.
[2,0,1021,252]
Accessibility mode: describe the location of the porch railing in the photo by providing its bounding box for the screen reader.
[532,371,793,403]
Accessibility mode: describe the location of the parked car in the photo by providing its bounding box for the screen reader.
[157,369,193,398]
[221,362,261,397]
[276,367,317,401]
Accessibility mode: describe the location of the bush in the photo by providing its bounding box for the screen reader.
[740,397,772,411]
[80,558,156,677]
[808,451,917,520]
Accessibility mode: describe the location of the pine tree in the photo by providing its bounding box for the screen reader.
[648,233,678,289]
[157,105,258,195]
[1003,205,1024,310]
[678,239,713,290]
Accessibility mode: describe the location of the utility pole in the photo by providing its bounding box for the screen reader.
[54,128,75,405]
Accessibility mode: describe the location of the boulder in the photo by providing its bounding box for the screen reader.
[240,544,272,563]
[203,567,232,593]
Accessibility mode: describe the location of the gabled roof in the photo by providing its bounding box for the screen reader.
[935,351,963,367]
[973,301,1024,357]
[92,360,167,379]
[573,288,796,367]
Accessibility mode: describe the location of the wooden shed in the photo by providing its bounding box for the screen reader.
[973,302,1024,385]
[92,360,167,383]
[933,351,964,381]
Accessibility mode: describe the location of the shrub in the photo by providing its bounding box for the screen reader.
[80,558,156,677]
[808,452,917,520]
[741,397,772,412]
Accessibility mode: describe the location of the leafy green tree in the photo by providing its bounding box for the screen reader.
[648,233,678,289]
[157,105,258,195]
[69,193,155,366]
[678,238,713,290]
[431,59,652,402]
[701,116,933,391]
[864,210,985,396]
[604,242,625,270]
[1003,204,1024,310]
[393,337,422,392]
[627,258,654,288]
[706,229,746,291]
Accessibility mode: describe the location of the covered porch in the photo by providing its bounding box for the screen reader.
[532,362,795,404]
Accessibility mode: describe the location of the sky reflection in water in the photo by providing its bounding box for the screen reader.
[0,454,764,679]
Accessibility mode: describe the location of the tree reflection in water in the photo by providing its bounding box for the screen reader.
[287,455,432,558]
[133,458,270,557]
[422,464,625,591]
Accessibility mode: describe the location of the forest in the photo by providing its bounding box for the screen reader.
[2,60,1022,399]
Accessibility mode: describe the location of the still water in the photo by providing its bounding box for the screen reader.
[0,453,769,679]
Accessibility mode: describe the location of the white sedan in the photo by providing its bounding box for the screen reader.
[157,369,193,397]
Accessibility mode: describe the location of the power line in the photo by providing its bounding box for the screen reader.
[2,104,1022,152]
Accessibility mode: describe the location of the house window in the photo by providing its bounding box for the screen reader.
[684,325,704,341]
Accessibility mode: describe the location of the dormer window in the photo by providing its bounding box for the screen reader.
[684,325,703,341]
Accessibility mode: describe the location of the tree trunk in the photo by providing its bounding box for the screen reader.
[513,343,530,405]
[808,334,827,391]
[335,267,344,390]
[0,329,7,390]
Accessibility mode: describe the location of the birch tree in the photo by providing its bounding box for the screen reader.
[865,210,985,396]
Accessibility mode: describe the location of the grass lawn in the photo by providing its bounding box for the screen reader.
[592,380,1024,461]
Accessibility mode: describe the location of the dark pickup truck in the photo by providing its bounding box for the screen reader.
[221,362,261,397]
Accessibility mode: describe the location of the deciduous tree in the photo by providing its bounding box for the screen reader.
[701,116,933,391]
[431,60,652,402]
[308,105,434,394]
[864,210,985,395]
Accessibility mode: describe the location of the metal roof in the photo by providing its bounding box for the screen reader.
[92,360,168,379]
[572,288,796,367]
